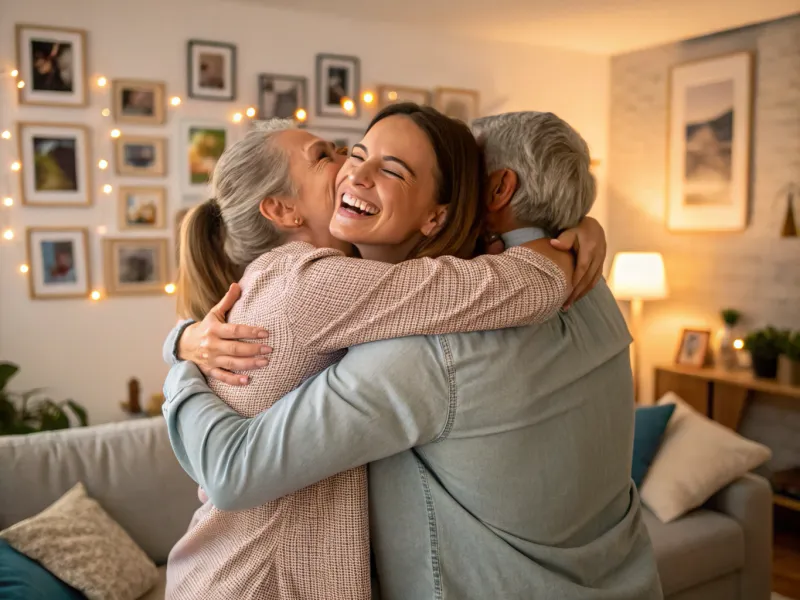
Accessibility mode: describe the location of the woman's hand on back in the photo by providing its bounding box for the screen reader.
[550,216,607,309]
[177,284,272,386]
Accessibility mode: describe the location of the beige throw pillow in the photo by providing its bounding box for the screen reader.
[0,482,158,600]
[640,392,772,523]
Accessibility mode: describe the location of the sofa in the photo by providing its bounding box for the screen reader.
[0,417,773,599]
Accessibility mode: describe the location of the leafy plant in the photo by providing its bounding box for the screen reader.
[721,309,741,327]
[780,331,800,362]
[743,327,789,360]
[0,362,88,436]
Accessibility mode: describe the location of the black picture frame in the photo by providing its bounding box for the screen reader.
[187,39,237,102]
[315,54,360,119]
[258,73,308,120]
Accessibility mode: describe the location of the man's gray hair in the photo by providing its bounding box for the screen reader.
[472,112,595,233]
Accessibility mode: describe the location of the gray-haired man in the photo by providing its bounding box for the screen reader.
[163,112,663,599]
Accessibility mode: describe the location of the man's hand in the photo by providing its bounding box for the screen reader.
[551,216,606,309]
[177,283,272,386]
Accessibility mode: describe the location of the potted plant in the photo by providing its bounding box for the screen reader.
[743,327,787,379]
[778,331,800,386]
[716,308,742,370]
[0,362,88,436]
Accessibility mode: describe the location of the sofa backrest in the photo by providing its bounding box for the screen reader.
[0,417,199,565]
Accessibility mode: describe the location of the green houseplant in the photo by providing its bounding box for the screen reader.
[778,331,800,386]
[0,362,88,436]
[743,327,787,379]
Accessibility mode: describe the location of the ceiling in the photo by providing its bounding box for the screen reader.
[226,0,798,55]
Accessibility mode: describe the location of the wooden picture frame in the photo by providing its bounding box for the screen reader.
[16,24,88,107]
[316,54,360,119]
[433,87,480,123]
[187,39,236,101]
[118,186,167,231]
[26,227,91,300]
[114,136,167,177]
[103,237,169,296]
[675,328,712,367]
[376,85,431,109]
[17,121,92,207]
[112,79,166,125]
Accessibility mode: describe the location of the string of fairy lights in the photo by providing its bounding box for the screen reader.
[0,62,379,302]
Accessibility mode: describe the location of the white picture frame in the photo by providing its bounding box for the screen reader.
[316,54,360,119]
[26,227,91,300]
[180,121,232,197]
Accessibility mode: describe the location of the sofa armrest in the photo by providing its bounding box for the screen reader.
[705,473,772,600]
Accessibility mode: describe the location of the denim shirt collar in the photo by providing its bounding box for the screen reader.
[500,227,548,248]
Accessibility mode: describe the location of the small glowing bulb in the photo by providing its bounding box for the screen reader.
[90,290,101,301]
[388,91,398,101]
[3,197,13,207]
[19,264,29,274]
[96,225,107,235]
[733,339,744,350]
[17,81,25,89]
[165,283,176,294]
[294,108,307,122]
[11,69,19,77]
[362,91,375,105]
[103,184,113,194]
[101,108,110,117]
[98,159,108,170]
[110,129,121,138]
[170,96,181,106]
[2,229,14,241]
[11,161,21,171]
[1,130,10,140]
[232,112,243,123]
[246,107,256,118]
[341,98,355,112]
[97,76,107,87]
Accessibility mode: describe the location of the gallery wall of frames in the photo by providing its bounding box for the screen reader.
[1,24,482,302]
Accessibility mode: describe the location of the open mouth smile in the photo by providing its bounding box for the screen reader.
[339,192,380,217]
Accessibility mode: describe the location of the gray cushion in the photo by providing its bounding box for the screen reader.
[643,507,744,597]
[0,417,199,565]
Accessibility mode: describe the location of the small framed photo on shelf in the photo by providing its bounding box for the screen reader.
[26,227,91,300]
[17,121,92,207]
[376,85,431,109]
[104,237,169,296]
[118,186,167,231]
[114,136,167,177]
[259,74,307,120]
[181,121,230,195]
[112,79,166,125]
[15,24,88,107]
[187,39,236,101]
[433,87,480,124]
[316,54,360,119]
[675,329,711,367]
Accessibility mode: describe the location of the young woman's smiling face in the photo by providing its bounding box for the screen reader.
[330,115,447,261]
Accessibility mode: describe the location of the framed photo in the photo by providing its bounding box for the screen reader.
[112,79,166,125]
[15,24,88,107]
[377,85,431,109]
[187,40,236,101]
[667,52,753,232]
[115,136,167,177]
[118,187,167,231]
[26,227,91,300]
[675,329,711,367]
[316,54,360,119]
[433,88,480,124]
[174,207,190,265]
[259,74,307,120]
[302,126,363,152]
[181,122,230,195]
[104,237,169,296]
[17,122,91,207]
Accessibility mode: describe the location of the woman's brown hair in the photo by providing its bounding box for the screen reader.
[365,103,485,260]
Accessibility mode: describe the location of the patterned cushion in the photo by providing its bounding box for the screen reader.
[0,482,158,600]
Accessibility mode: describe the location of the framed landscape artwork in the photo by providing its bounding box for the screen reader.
[118,186,167,231]
[259,74,307,119]
[114,136,167,177]
[112,79,165,125]
[17,122,92,207]
[316,54,360,118]
[433,88,480,124]
[667,52,753,232]
[104,237,169,296]
[15,24,88,107]
[26,227,91,300]
[181,122,230,195]
[187,40,236,101]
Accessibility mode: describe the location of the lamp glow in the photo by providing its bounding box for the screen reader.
[170,96,181,106]
[1,130,10,139]
[3,197,13,207]
[19,264,29,274]
[294,108,307,122]
[388,91,398,101]
[90,290,102,301]
[165,283,176,294]
[11,69,18,77]
[246,107,256,118]
[362,91,375,104]
[97,76,107,87]
[232,112,243,123]
[103,184,113,194]
[608,252,668,301]
[98,159,108,170]
[11,161,20,171]
[2,229,14,240]
[96,225,108,235]
[733,339,744,350]
[17,81,24,89]
[110,129,121,138]
[101,108,111,117]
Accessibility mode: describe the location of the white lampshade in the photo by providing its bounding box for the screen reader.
[608,252,668,300]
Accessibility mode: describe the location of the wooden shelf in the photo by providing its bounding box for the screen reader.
[775,493,800,512]
[656,364,800,400]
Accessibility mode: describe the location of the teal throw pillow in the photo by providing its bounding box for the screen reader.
[632,403,676,488]
[0,539,86,600]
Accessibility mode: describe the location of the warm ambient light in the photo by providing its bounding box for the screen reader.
[294,108,307,122]
[170,96,181,106]
[341,97,355,112]
[733,339,744,350]
[90,290,102,301]
[1,130,10,139]
[164,283,176,294]
[11,161,21,171]
[3,197,13,207]
[388,91,398,101]
[96,76,107,87]
[608,252,668,300]
[362,91,374,104]
[101,108,111,117]
[110,129,121,138]
[246,107,256,118]
[17,81,25,89]
[98,159,108,170]
[2,229,14,241]
[11,69,19,77]
[19,264,29,274]
[232,112,243,123]
[96,225,107,235]
[103,184,113,194]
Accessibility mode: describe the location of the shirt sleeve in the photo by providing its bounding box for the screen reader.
[285,245,568,354]
[162,319,195,365]
[162,336,450,511]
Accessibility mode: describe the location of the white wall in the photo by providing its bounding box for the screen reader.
[0,0,610,424]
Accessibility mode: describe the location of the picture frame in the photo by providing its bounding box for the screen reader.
[181,121,231,196]
[118,186,167,231]
[675,329,711,367]
[112,79,166,125]
[301,126,363,152]
[114,136,167,177]
[316,54,360,119]
[26,227,91,300]
[667,52,753,232]
[433,87,480,124]
[187,39,236,101]
[17,121,92,207]
[15,24,88,107]
[259,74,307,120]
[103,237,169,296]
[376,85,431,109]
[174,207,190,266]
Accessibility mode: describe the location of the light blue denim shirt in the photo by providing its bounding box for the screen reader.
[162,230,662,600]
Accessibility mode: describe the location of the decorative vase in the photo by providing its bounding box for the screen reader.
[751,354,779,379]
[777,355,800,386]
[715,325,738,370]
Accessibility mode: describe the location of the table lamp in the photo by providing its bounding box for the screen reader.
[608,252,669,401]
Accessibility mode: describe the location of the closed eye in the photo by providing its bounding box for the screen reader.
[382,169,403,180]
